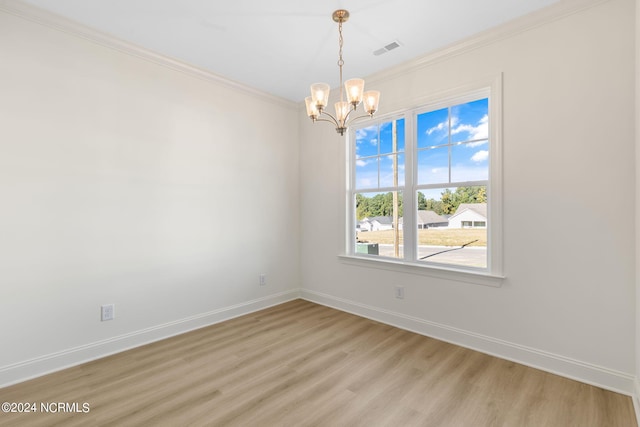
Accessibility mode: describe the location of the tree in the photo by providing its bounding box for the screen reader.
[355,193,370,220]
[424,198,444,215]
[417,186,486,216]
[355,192,403,220]
[440,189,455,214]
[358,187,484,219]
[417,191,427,210]
[476,186,487,203]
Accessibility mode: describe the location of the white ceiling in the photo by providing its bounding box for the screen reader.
[19,0,561,102]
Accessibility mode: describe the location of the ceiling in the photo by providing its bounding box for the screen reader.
[19,0,561,102]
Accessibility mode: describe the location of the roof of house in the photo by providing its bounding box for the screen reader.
[417,210,449,225]
[450,203,487,219]
[370,216,394,225]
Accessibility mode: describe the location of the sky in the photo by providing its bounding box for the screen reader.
[355,98,489,195]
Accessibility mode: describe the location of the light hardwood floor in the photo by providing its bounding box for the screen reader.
[0,299,636,426]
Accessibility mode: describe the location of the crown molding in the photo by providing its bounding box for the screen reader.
[365,0,611,85]
[0,0,298,110]
[0,0,610,109]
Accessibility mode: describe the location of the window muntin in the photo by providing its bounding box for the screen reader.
[349,91,496,274]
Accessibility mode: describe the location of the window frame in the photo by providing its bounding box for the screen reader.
[342,76,504,286]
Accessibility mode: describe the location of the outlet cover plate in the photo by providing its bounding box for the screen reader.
[101,304,114,321]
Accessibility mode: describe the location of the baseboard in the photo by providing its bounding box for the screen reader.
[633,378,640,426]
[0,289,300,388]
[301,289,635,396]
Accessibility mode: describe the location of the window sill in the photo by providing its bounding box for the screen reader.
[338,254,504,287]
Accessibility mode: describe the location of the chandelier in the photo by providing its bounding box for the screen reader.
[305,10,380,136]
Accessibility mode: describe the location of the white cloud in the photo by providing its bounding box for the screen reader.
[356,159,368,167]
[355,128,378,146]
[467,140,488,148]
[471,150,489,163]
[355,128,369,139]
[426,121,446,135]
[472,115,489,139]
[426,117,459,136]
[452,114,488,143]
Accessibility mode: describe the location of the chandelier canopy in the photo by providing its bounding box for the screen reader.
[305,10,380,136]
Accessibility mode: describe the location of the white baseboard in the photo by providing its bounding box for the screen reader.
[0,289,300,388]
[301,289,635,396]
[633,378,640,426]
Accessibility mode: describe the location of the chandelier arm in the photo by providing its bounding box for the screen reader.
[318,110,341,127]
[344,113,376,126]
[314,117,339,126]
[342,106,358,124]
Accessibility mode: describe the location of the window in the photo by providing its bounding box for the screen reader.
[353,119,405,259]
[347,81,502,280]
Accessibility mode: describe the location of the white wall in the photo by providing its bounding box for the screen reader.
[301,0,636,393]
[0,8,300,385]
[1,0,636,397]
[634,0,640,412]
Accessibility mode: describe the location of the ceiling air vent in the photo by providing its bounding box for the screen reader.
[373,40,401,56]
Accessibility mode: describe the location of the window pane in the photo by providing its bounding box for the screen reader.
[380,154,405,188]
[416,187,487,268]
[355,191,403,259]
[417,146,448,185]
[451,142,489,183]
[379,122,393,154]
[355,125,379,158]
[450,98,489,143]
[380,119,405,154]
[417,108,449,148]
[355,157,378,190]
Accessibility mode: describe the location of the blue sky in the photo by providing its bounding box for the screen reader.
[355,119,405,189]
[355,98,488,192]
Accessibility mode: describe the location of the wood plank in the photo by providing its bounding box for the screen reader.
[0,299,635,426]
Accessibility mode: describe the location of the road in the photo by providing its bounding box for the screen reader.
[376,244,486,268]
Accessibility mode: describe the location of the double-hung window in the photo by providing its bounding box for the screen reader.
[347,81,502,281]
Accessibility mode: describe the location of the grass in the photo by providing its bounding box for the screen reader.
[357,228,487,247]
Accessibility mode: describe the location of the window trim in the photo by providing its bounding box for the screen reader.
[337,254,504,287]
[343,74,504,285]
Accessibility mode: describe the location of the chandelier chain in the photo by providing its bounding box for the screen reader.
[338,20,344,103]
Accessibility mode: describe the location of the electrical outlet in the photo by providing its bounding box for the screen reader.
[259,274,267,286]
[101,304,114,321]
[394,286,404,299]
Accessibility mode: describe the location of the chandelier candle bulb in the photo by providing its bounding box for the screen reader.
[363,91,381,115]
[335,101,350,123]
[305,97,319,120]
[310,83,330,110]
[345,78,364,105]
